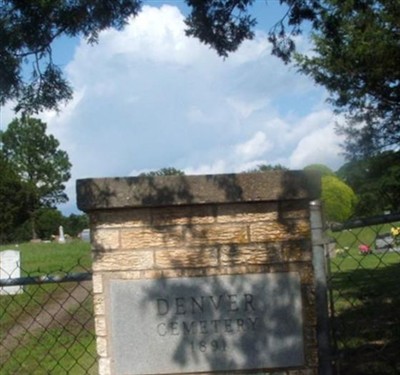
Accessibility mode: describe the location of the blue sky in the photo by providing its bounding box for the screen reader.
[1,2,345,214]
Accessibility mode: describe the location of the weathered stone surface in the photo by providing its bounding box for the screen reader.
[95,316,107,336]
[96,336,108,357]
[151,205,216,226]
[216,202,278,223]
[92,273,103,294]
[92,209,151,228]
[155,248,219,269]
[249,220,310,242]
[120,226,184,250]
[108,273,304,375]
[92,229,120,250]
[78,171,321,375]
[220,243,284,266]
[185,224,249,246]
[77,171,320,210]
[93,295,106,315]
[93,251,153,271]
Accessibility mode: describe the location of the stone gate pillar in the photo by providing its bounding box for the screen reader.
[77,171,320,375]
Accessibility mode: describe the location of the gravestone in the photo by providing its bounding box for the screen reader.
[0,250,23,295]
[375,234,394,253]
[77,171,321,375]
[58,225,66,243]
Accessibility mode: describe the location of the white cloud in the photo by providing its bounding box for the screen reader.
[0,102,17,131]
[235,131,272,161]
[35,4,345,214]
[289,116,345,170]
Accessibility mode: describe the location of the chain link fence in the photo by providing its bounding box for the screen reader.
[0,252,97,375]
[1,214,400,375]
[327,213,400,375]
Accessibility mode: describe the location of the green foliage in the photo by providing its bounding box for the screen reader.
[0,241,92,275]
[140,167,185,177]
[185,0,256,58]
[322,175,358,223]
[1,0,142,113]
[303,164,334,177]
[338,151,400,216]
[2,117,71,207]
[64,213,89,237]
[1,117,71,239]
[0,241,95,374]
[0,153,31,243]
[245,164,288,173]
[187,1,400,156]
[303,163,358,222]
[296,0,400,157]
[35,208,65,240]
[2,0,398,157]
[0,0,350,113]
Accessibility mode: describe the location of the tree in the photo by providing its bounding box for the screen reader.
[303,164,335,177]
[321,175,358,223]
[35,207,65,240]
[139,167,185,177]
[1,0,142,113]
[244,164,288,173]
[0,1,363,112]
[303,164,357,223]
[337,151,400,216]
[187,0,400,157]
[296,0,400,158]
[1,117,71,238]
[0,152,31,243]
[2,1,398,156]
[64,213,89,237]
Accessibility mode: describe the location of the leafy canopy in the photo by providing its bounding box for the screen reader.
[1,0,142,113]
[139,167,185,177]
[1,0,398,158]
[337,151,400,216]
[296,0,400,158]
[0,0,328,114]
[0,152,31,243]
[1,117,71,208]
[303,164,357,223]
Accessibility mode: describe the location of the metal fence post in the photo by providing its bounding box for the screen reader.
[310,200,333,375]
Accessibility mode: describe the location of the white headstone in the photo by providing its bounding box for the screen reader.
[0,250,23,295]
[58,225,66,243]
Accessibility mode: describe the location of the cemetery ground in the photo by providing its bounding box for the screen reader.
[0,241,97,374]
[0,224,399,374]
[329,223,400,374]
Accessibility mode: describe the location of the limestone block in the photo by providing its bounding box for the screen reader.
[96,335,108,357]
[220,243,284,266]
[92,229,120,250]
[93,250,153,271]
[250,220,310,242]
[151,205,216,226]
[92,209,151,228]
[120,226,184,249]
[185,224,249,246]
[216,202,278,223]
[98,357,111,375]
[155,248,218,269]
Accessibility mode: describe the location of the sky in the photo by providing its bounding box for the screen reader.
[1,2,346,215]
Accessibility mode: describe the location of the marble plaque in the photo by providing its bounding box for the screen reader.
[108,272,304,375]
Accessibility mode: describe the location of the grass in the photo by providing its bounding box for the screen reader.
[1,309,98,374]
[0,240,96,374]
[0,240,92,275]
[328,222,400,374]
[2,226,400,374]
